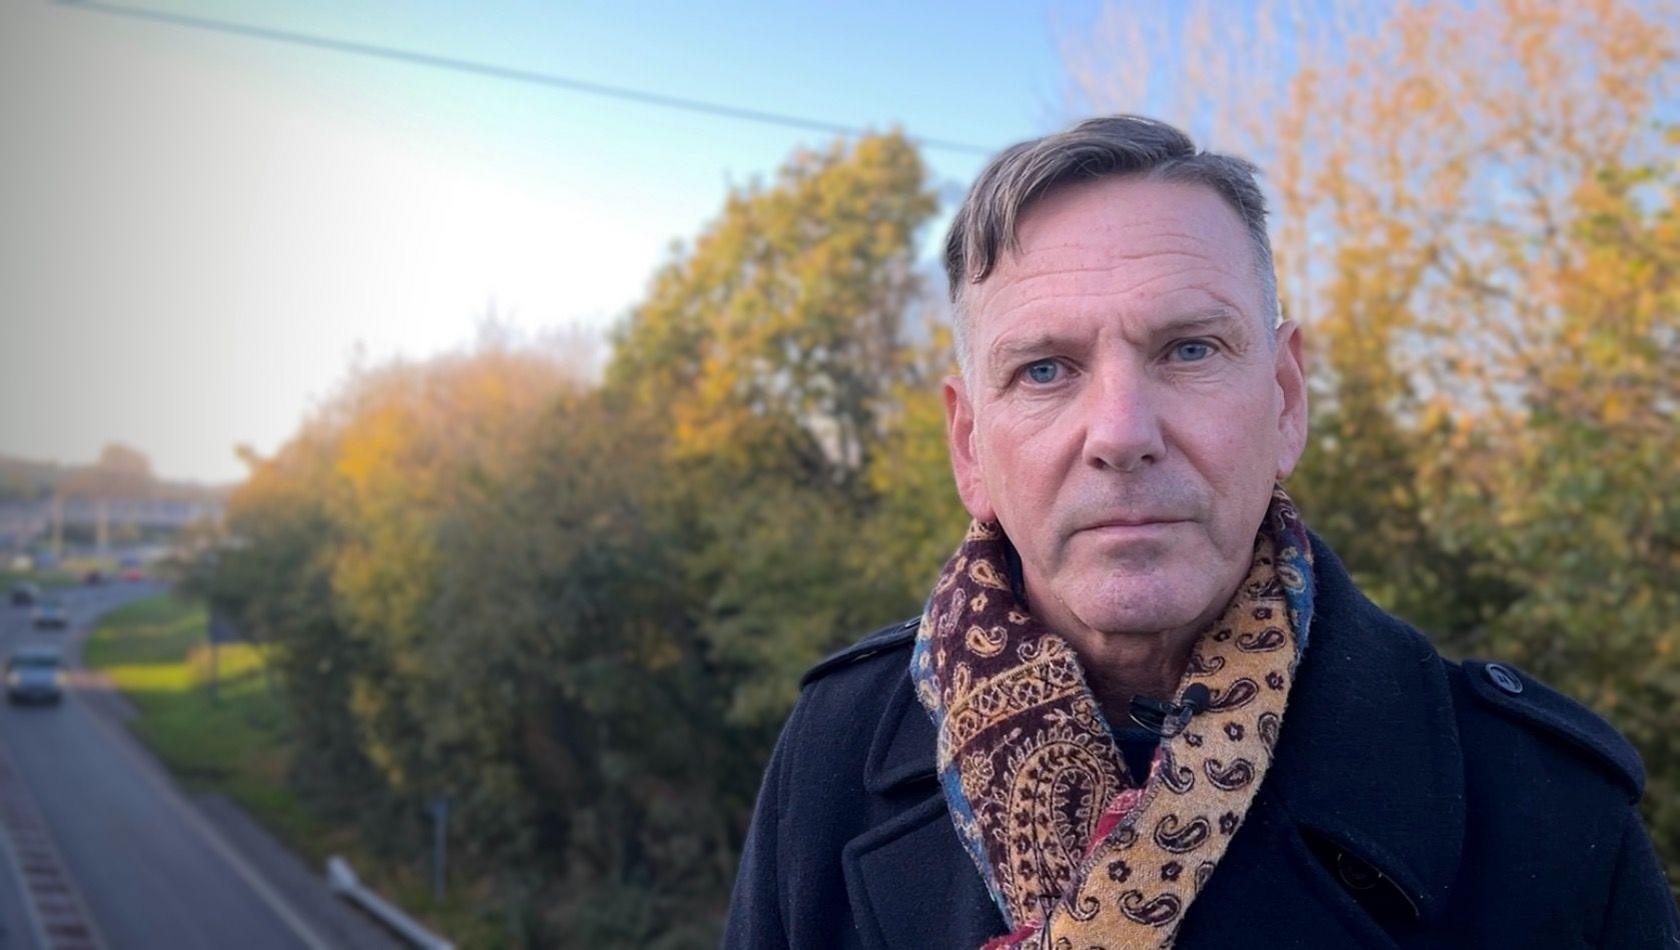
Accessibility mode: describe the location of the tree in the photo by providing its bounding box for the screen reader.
[609,131,937,490]
[607,130,945,729]
[209,423,383,823]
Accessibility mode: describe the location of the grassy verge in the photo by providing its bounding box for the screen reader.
[82,596,326,848]
[84,595,506,946]
[0,568,79,591]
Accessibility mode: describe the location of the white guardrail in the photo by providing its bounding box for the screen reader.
[326,855,455,950]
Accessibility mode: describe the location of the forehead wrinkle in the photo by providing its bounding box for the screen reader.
[981,258,1244,330]
[989,231,1250,294]
[1006,205,1263,285]
[1004,241,1221,279]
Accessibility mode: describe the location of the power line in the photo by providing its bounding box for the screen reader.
[58,0,998,157]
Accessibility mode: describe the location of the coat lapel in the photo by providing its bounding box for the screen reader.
[842,667,1005,949]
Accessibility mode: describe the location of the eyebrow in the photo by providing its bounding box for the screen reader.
[986,333,1077,379]
[984,306,1253,378]
[1157,307,1251,338]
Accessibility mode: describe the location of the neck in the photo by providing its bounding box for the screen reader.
[996,541,1247,728]
[1025,584,1237,728]
[1064,623,1203,726]
[1001,544,1243,723]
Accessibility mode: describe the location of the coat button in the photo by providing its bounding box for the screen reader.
[1485,663,1524,695]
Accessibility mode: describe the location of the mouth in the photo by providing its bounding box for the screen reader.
[1083,516,1186,529]
[1077,517,1189,536]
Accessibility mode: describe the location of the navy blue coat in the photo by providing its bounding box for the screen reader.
[724,536,1680,948]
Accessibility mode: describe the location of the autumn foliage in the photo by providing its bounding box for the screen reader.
[201,134,954,944]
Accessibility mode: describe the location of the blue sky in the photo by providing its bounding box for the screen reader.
[0,0,1104,482]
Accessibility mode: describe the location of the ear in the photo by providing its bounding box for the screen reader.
[943,374,997,523]
[1272,320,1309,479]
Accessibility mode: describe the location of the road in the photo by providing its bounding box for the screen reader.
[0,583,326,949]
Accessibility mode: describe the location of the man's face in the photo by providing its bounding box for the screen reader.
[944,176,1307,640]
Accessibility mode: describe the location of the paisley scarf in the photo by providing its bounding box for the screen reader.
[911,487,1314,949]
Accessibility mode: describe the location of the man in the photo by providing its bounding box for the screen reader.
[724,116,1679,948]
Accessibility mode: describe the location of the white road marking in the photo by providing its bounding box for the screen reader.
[62,589,335,950]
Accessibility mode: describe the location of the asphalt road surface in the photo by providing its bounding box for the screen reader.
[0,582,325,950]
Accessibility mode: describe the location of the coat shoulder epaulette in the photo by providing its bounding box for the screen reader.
[1459,659,1645,803]
[800,617,919,688]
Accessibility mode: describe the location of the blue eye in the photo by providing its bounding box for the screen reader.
[1173,340,1215,362]
[1023,360,1061,384]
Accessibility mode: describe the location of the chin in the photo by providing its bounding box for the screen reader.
[1067,575,1210,637]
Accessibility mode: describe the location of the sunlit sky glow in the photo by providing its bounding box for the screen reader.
[1,1,1073,482]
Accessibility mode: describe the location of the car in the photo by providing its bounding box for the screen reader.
[121,568,145,582]
[83,570,104,585]
[9,582,40,607]
[31,599,68,630]
[5,649,64,705]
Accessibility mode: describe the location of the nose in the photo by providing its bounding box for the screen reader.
[1082,361,1166,473]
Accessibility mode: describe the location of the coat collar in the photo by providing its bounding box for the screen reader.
[856,532,1465,926]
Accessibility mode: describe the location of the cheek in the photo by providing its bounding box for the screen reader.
[1195,409,1281,528]
[1174,390,1280,490]
[978,411,1071,510]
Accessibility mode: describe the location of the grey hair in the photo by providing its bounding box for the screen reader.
[943,115,1279,378]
